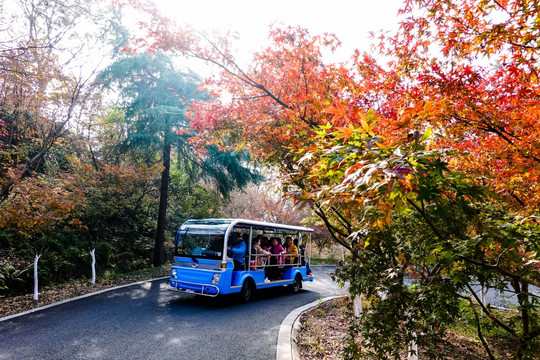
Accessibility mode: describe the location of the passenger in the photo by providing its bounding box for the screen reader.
[253,236,271,267]
[284,236,299,265]
[299,244,306,266]
[262,236,271,252]
[272,238,286,263]
[299,244,312,275]
[227,232,246,271]
[268,237,286,280]
[209,234,223,252]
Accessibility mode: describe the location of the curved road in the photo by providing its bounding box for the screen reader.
[0,266,343,360]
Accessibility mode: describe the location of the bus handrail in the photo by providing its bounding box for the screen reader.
[248,254,303,268]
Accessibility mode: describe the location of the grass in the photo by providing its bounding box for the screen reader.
[309,257,340,265]
[306,243,344,265]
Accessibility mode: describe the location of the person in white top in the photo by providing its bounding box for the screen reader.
[253,235,271,267]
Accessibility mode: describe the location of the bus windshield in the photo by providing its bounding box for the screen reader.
[174,221,229,260]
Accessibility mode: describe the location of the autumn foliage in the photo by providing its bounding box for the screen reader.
[119,0,540,357]
[358,0,540,214]
[1,0,539,356]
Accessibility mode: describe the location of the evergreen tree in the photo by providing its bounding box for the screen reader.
[98,52,261,266]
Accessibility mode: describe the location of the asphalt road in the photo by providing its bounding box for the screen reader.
[0,266,343,360]
[468,283,539,308]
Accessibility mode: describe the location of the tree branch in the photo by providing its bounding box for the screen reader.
[467,294,496,360]
[465,282,516,336]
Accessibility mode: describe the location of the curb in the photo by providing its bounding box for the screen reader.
[0,276,169,323]
[276,295,345,360]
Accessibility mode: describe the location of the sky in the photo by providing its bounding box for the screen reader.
[152,0,404,68]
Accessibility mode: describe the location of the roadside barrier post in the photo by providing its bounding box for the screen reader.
[90,249,96,284]
[33,254,41,301]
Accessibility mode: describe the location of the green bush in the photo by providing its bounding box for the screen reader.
[0,263,32,297]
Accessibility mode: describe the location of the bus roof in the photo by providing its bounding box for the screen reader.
[181,218,314,233]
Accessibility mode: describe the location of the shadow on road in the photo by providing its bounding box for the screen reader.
[166,285,303,309]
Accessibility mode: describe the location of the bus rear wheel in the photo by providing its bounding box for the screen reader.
[240,279,255,303]
[290,274,302,293]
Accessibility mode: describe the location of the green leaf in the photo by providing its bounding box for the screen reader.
[419,127,433,143]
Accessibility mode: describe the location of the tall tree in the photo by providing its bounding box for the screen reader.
[98,52,204,266]
[98,52,261,266]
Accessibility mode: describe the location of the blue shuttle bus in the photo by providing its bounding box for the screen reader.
[168,219,313,302]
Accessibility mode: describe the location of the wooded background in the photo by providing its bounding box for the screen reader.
[1,1,538,358]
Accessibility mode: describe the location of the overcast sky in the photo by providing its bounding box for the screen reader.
[152,0,403,67]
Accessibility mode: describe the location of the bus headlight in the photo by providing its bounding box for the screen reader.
[171,269,177,279]
[211,273,221,284]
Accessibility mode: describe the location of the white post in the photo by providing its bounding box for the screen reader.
[481,284,488,305]
[341,246,345,262]
[353,295,363,317]
[33,254,41,300]
[90,249,96,284]
[408,331,418,360]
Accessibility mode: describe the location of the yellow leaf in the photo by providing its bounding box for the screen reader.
[335,125,354,143]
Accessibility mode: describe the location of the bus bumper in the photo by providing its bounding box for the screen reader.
[168,280,220,297]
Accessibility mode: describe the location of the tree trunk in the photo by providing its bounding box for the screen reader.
[153,142,171,267]
[513,279,531,359]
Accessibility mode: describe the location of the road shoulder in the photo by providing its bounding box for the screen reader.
[276,295,344,360]
[0,277,168,322]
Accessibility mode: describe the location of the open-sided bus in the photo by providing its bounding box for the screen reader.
[168,219,313,302]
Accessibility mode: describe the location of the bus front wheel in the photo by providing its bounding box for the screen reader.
[240,279,255,303]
